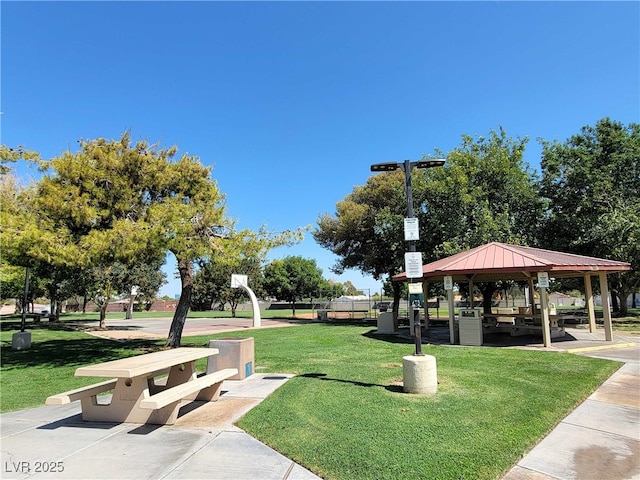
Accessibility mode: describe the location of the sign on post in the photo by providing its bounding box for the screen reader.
[404,218,419,241]
[537,272,550,288]
[444,276,453,291]
[405,252,423,278]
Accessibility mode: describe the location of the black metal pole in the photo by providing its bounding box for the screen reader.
[403,160,423,356]
[20,267,30,333]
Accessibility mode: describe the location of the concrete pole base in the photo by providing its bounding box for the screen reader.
[403,354,437,395]
[12,331,32,350]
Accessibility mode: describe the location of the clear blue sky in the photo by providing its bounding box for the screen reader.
[2,1,638,298]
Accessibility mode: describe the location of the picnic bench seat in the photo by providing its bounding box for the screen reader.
[140,368,238,410]
[46,379,118,405]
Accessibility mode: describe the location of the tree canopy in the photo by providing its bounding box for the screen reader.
[1,132,302,344]
[263,256,324,316]
[540,118,640,313]
[422,127,544,257]
[314,127,545,310]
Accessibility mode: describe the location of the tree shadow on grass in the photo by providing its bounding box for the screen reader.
[0,319,78,332]
[362,330,415,345]
[362,327,454,345]
[300,372,404,393]
[0,337,162,370]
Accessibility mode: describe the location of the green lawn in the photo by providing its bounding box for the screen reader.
[0,321,622,479]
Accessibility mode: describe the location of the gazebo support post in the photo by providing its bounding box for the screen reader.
[539,279,552,348]
[584,274,597,333]
[447,286,455,344]
[599,272,613,341]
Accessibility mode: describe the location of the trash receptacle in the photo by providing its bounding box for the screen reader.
[458,308,483,346]
[376,312,395,334]
[207,337,255,380]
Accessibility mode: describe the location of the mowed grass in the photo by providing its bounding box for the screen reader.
[181,325,620,480]
[1,322,621,480]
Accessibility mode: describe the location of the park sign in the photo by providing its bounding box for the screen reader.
[404,252,423,279]
[404,217,419,241]
[537,272,550,288]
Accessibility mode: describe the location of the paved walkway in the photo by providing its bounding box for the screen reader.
[0,374,322,479]
[502,335,639,480]
[74,316,304,341]
[1,318,638,479]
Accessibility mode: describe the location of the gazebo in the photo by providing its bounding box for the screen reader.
[393,242,631,347]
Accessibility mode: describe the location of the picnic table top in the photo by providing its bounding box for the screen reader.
[75,347,217,379]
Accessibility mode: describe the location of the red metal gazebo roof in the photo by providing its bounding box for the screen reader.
[392,242,631,283]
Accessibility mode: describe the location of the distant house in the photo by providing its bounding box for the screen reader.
[549,292,584,307]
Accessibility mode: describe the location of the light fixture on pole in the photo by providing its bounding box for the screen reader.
[370,158,445,356]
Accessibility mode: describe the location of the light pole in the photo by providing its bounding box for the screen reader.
[370,159,445,356]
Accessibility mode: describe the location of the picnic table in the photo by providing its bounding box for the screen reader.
[46,347,237,425]
[482,312,566,338]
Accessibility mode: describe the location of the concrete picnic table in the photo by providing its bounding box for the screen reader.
[46,347,237,425]
[482,312,567,338]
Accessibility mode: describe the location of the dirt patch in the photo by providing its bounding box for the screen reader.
[173,397,260,429]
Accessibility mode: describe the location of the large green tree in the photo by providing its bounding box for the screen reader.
[2,133,301,344]
[422,128,544,256]
[0,170,61,315]
[540,118,640,314]
[421,128,545,312]
[263,256,324,316]
[314,128,545,311]
[22,134,171,326]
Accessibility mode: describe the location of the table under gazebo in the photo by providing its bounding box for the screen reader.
[392,242,631,347]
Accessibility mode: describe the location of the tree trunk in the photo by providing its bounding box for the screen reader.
[616,287,629,316]
[99,302,108,329]
[126,293,135,320]
[482,283,496,315]
[392,281,401,314]
[166,258,193,347]
[98,281,112,329]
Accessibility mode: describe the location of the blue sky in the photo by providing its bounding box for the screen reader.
[2,1,638,298]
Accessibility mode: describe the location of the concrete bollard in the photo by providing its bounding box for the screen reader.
[402,354,437,395]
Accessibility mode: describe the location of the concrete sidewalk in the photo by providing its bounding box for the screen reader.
[0,374,322,480]
[502,340,640,480]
